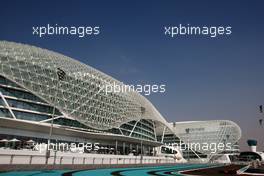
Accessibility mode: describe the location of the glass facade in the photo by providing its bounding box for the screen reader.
[0,75,157,141]
[0,108,12,118]
[120,119,156,141]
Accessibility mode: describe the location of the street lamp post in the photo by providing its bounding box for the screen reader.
[140,120,143,164]
[223,134,230,154]
[140,140,143,164]
[185,128,190,162]
[226,134,230,153]
[45,68,66,165]
[259,105,263,127]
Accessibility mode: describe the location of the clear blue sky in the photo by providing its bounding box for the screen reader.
[0,0,264,150]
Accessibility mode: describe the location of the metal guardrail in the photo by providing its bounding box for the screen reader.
[0,154,176,165]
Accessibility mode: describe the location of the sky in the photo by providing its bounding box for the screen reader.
[0,0,264,150]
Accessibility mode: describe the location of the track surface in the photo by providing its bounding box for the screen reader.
[0,164,211,176]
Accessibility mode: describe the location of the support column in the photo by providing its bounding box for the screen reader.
[161,126,166,143]
[129,143,132,153]
[140,140,143,164]
[115,140,118,155]
[148,146,150,156]
[123,142,125,155]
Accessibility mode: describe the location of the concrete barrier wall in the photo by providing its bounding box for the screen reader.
[0,149,178,165]
[0,154,175,165]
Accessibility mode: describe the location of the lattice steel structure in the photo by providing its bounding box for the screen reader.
[0,41,242,158]
[0,41,172,143]
[169,120,242,155]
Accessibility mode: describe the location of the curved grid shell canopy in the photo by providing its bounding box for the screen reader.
[172,120,242,155]
[0,41,169,130]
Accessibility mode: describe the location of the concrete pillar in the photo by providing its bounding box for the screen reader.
[123,142,125,155]
[115,140,118,155]
[148,146,150,156]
